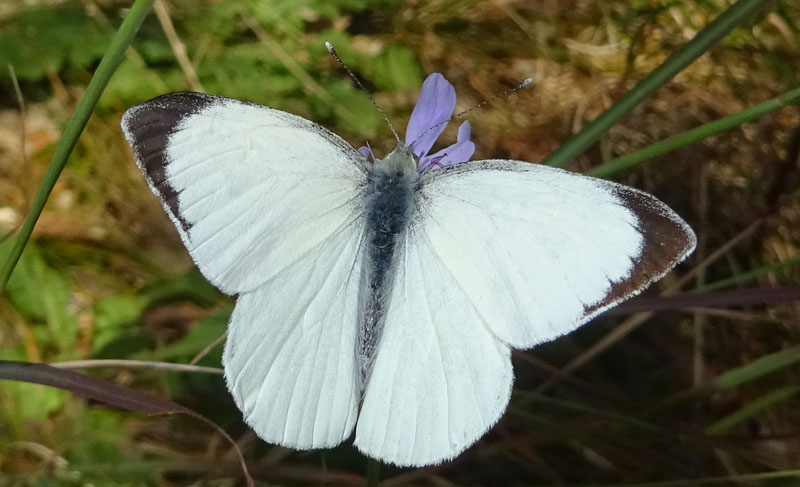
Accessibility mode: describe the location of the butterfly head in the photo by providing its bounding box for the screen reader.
[373,143,419,177]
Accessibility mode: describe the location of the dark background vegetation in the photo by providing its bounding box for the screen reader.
[1,0,799,485]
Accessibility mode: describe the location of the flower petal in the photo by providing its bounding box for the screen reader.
[358,142,377,162]
[456,119,472,143]
[418,121,475,172]
[405,73,456,158]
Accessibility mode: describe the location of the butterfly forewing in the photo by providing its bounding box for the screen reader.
[416,159,696,349]
[121,92,368,295]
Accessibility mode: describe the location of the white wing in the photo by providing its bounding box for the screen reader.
[415,159,696,349]
[224,214,364,448]
[354,226,513,466]
[121,92,366,295]
[122,92,367,449]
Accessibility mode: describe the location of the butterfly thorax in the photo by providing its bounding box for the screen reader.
[356,144,420,392]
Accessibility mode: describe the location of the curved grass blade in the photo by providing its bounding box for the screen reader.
[0,0,155,292]
[588,86,800,178]
[542,0,774,169]
[0,360,254,486]
[649,345,800,414]
[515,391,663,433]
[705,385,800,436]
[712,345,800,391]
[698,253,800,292]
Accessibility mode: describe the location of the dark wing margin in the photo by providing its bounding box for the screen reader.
[584,184,696,317]
[121,92,216,233]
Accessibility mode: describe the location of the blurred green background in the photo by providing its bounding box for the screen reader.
[1,0,800,485]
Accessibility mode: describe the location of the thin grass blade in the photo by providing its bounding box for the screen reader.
[705,385,800,436]
[712,346,800,390]
[0,0,155,291]
[698,253,800,292]
[588,86,800,178]
[542,0,774,169]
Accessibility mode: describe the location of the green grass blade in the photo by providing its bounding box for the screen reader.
[699,253,800,292]
[516,391,663,433]
[0,0,155,292]
[713,345,800,390]
[576,470,800,487]
[704,385,800,436]
[542,0,773,169]
[588,86,800,178]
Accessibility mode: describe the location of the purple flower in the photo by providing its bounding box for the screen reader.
[359,73,475,173]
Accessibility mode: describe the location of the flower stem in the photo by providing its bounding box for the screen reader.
[0,0,155,292]
[542,0,773,169]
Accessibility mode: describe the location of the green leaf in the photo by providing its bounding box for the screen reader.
[366,45,424,92]
[141,268,220,309]
[0,240,77,352]
[147,306,231,362]
[94,295,145,352]
[0,5,110,81]
[322,79,384,138]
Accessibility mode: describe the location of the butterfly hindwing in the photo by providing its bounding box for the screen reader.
[224,215,365,448]
[354,224,513,466]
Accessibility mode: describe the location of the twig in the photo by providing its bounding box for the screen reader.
[190,331,227,365]
[241,15,355,123]
[153,0,204,92]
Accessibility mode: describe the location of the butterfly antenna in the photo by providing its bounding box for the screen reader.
[325,42,401,145]
[410,77,533,149]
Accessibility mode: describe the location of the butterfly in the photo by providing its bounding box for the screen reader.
[121,71,696,467]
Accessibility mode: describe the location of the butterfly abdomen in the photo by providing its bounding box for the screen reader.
[356,146,421,391]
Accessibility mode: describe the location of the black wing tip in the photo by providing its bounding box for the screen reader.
[588,187,694,311]
[614,187,697,260]
[579,186,696,318]
[121,91,217,133]
[121,92,221,235]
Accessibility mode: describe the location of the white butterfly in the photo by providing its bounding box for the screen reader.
[121,72,695,467]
